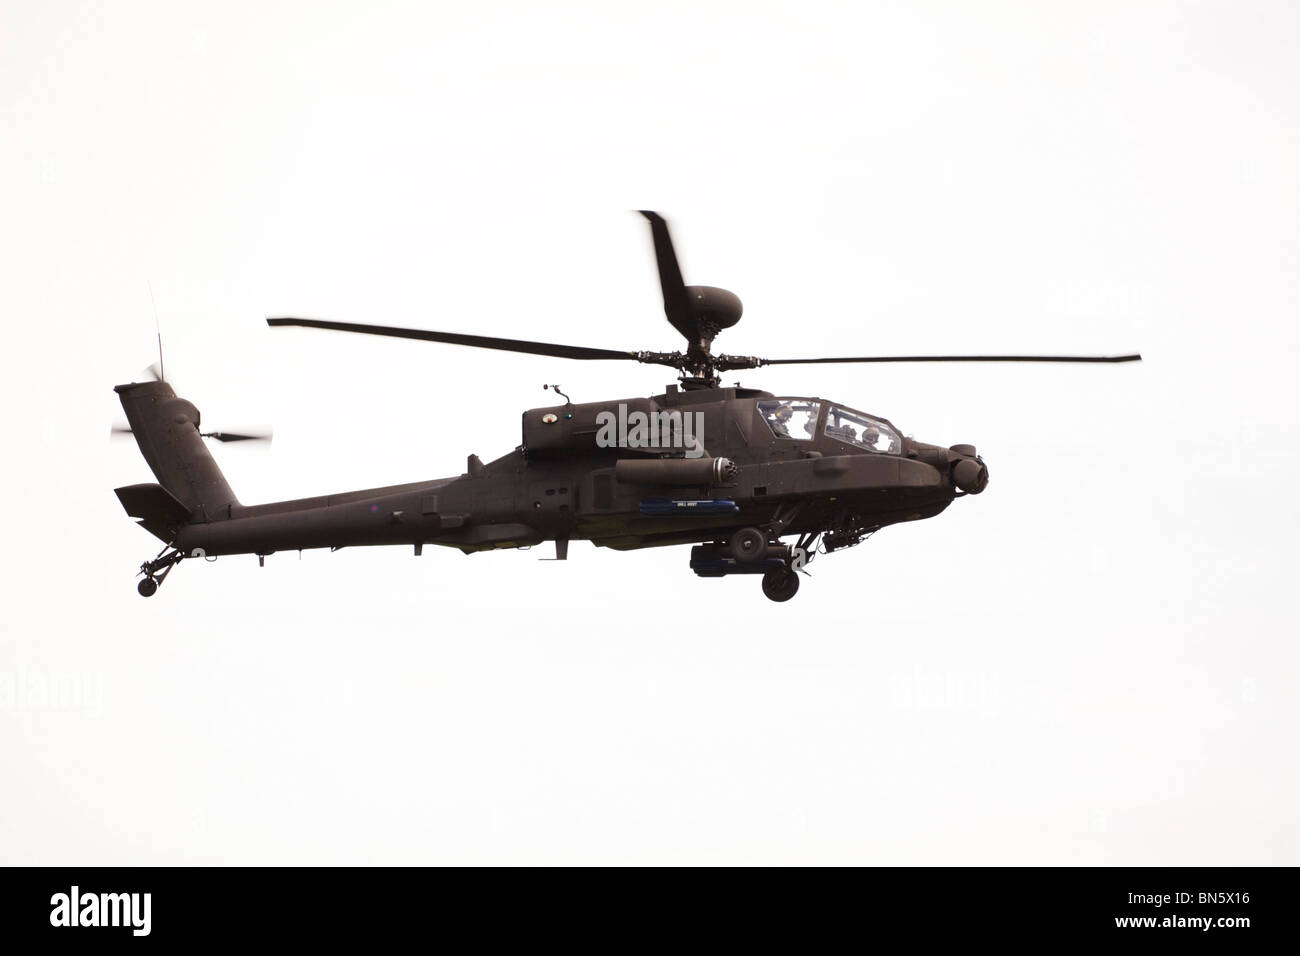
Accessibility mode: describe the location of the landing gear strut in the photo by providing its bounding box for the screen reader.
[136,547,184,598]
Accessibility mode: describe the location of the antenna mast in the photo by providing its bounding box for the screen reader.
[148,281,164,382]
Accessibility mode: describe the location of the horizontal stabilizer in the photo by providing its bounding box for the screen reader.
[115,483,191,541]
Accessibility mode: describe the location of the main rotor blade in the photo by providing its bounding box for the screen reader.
[758,353,1142,366]
[638,211,699,345]
[267,317,642,362]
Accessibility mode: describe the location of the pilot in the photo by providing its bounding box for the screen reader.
[769,404,793,439]
[861,426,880,450]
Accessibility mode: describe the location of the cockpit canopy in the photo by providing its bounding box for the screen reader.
[824,404,901,454]
[758,398,902,455]
[757,399,821,440]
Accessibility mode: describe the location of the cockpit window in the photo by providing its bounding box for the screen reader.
[825,405,901,454]
[758,399,821,441]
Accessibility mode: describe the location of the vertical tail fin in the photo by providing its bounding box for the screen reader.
[114,381,240,521]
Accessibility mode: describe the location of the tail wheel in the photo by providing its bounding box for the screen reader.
[761,566,800,602]
[137,578,158,598]
[729,526,767,563]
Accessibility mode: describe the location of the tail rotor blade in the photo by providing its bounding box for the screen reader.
[200,429,273,443]
[113,421,273,444]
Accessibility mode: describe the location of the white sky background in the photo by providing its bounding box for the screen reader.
[1,1,1297,864]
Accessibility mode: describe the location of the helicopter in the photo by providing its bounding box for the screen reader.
[113,211,1140,601]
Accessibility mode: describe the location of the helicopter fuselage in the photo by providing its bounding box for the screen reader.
[164,383,987,562]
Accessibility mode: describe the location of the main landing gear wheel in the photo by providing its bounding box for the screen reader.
[761,566,800,602]
[729,526,767,563]
[137,577,158,598]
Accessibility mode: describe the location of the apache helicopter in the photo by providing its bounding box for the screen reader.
[113,211,1140,601]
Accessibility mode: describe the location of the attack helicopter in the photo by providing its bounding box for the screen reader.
[113,211,1140,601]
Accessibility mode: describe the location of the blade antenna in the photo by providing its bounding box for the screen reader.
[148,280,164,382]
